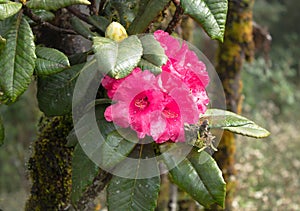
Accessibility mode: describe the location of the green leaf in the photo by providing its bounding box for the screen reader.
[94,130,138,170]
[222,124,271,138]
[70,16,95,40]
[138,59,162,75]
[71,144,99,205]
[128,0,170,34]
[35,46,70,75]
[37,63,84,116]
[180,0,228,41]
[26,9,55,24]
[109,0,138,27]
[201,109,270,138]
[162,146,225,208]
[87,15,110,34]
[107,175,160,211]
[27,0,91,11]
[0,1,22,21]
[201,109,253,128]
[0,116,4,146]
[138,34,167,74]
[0,14,36,104]
[93,35,143,79]
[188,149,226,207]
[107,144,160,211]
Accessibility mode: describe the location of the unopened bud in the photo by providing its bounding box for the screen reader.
[105,22,128,42]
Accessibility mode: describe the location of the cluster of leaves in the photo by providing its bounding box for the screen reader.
[0,0,270,210]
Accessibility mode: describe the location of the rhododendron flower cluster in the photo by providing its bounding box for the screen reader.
[102,30,210,143]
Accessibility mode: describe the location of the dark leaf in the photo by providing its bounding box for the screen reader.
[37,63,84,116]
[0,14,36,104]
[35,46,70,76]
[180,0,228,41]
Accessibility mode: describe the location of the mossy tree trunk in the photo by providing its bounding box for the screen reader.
[211,0,255,210]
[25,116,73,210]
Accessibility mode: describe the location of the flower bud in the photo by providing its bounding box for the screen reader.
[105,22,128,42]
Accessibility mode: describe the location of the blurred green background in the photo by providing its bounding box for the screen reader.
[1,0,299,210]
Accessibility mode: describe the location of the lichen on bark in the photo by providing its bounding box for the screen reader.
[25,116,73,211]
[210,0,256,210]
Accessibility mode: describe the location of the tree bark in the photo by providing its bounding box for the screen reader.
[210,0,255,210]
[25,116,73,210]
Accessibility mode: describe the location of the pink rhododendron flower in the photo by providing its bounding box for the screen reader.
[102,31,210,143]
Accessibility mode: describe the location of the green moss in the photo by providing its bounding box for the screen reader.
[25,116,73,211]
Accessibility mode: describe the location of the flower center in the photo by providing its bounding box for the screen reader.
[162,108,178,119]
[134,96,149,110]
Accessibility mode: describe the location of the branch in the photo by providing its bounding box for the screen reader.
[165,0,184,34]
[76,169,112,210]
[88,0,98,15]
[67,6,90,24]
[23,6,77,35]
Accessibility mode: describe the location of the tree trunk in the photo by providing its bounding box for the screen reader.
[25,116,73,210]
[210,0,255,210]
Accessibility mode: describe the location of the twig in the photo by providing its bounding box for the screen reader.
[165,0,184,34]
[88,0,98,15]
[23,6,77,35]
[98,0,108,16]
[76,169,112,210]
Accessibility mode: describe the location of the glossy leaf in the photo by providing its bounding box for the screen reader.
[188,149,226,207]
[180,0,228,41]
[0,14,36,104]
[35,46,70,75]
[71,144,99,205]
[162,147,225,208]
[0,1,22,20]
[27,0,91,11]
[138,34,167,74]
[93,35,143,79]
[107,145,160,211]
[128,0,170,34]
[222,124,270,138]
[33,9,55,21]
[70,16,95,40]
[201,109,270,138]
[37,63,84,116]
[0,116,4,146]
[87,15,110,34]
[201,109,253,128]
[138,59,162,75]
[95,130,137,170]
[107,175,160,211]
